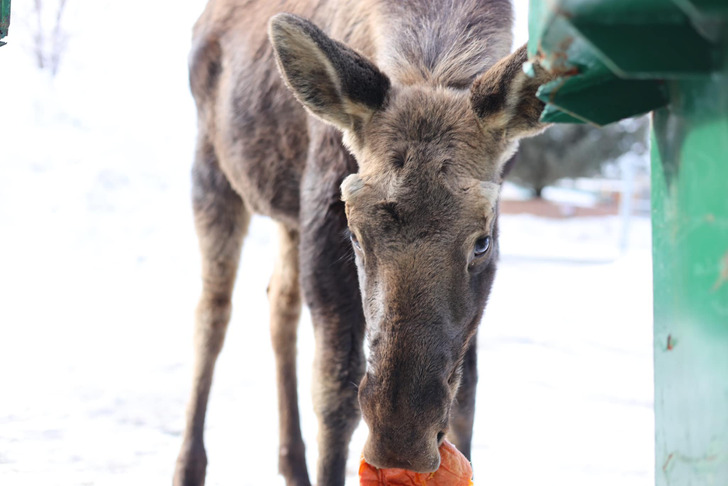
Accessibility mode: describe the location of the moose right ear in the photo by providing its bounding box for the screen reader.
[470,44,556,140]
[269,13,391,133]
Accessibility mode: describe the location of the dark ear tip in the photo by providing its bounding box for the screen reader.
[268,13,322,48]
[269,12,296,26]
[269,13,295,36]
[269,13,313,35]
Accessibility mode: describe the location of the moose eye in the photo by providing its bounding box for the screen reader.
[350,232,362,251]
[474,236,490,256]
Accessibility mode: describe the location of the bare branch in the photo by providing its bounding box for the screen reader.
[33,0,45,69]
[29,0,70,77]
[49,0,69,76]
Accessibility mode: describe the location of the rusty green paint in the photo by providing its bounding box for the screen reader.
[530,0,728,484]
[527,0,668,126]
[527,0,727,126]
[0,0,9,47]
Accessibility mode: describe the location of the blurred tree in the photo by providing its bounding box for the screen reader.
[31,0,69,77]
[508,117,649,198]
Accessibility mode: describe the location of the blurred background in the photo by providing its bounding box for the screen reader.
[0,1,654,485]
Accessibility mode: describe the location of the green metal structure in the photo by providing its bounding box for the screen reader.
[529,0,728,484]
[0,0,9,47]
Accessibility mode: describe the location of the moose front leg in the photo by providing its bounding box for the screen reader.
[299,186,366,485]
[268,224,310,486]
[310,308,366,485]
[174,139,251,486]
[448,336,478,461]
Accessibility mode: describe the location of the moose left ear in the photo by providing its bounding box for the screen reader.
[269,13,390,133]
[470,44,555,140]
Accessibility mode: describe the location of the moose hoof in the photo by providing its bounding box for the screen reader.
[174,441,207,486]
[279,443,311,486]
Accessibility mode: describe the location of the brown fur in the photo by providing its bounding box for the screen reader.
[175,1,555,485]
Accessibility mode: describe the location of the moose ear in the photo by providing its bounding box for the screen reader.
[470,44,555,140]
[269,13,390,132]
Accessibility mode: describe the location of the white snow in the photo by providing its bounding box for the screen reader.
[0,1,653,485]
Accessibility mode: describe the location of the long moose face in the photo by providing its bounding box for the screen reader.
[341,91,506,472]
[270,13,552,473]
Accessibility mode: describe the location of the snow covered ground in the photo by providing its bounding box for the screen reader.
[0,2,653,485]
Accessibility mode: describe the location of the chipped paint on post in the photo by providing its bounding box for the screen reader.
[712,251,728,292]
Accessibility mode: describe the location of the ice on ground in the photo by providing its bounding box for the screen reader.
[0,1,653,485]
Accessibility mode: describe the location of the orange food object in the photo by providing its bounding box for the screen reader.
[359,439,474,486]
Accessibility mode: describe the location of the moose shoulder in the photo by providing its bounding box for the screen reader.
[175,1,555,485]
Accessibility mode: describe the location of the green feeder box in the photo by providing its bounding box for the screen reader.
[529,0,728,484]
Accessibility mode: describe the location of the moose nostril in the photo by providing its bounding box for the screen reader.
[437,431,445,444]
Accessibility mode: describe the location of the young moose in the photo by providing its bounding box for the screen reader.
[175,1,554,485]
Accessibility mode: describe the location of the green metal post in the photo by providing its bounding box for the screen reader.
[651,66,728,485]
[0,0,10,47]
[529,0,728,483]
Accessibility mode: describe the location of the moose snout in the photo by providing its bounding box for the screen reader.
[358,371,451,473]
[362,429,442,472]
